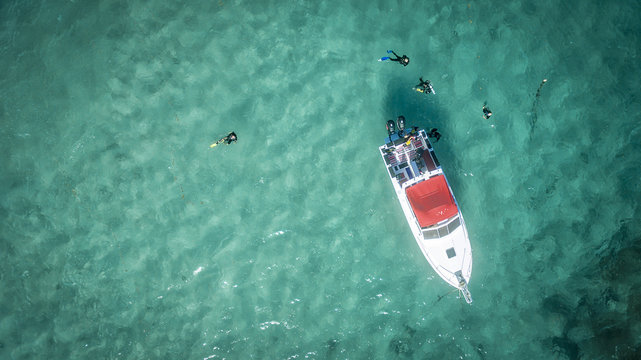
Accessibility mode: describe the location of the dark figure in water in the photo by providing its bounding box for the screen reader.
[428,128,441,142]
[530,78,548,133]
[535,78,548,100]
[415,77,433,94]
[224,132,238,144]
[210,132,238,148]
[482,103,492,119]
[385,50,410,66]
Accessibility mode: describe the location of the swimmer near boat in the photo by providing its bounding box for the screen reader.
[415,85,435,94]
[209,132,238,148]
[379,50,410,66]
[415,77,435,95]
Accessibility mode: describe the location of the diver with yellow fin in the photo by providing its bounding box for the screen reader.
[415,77,435,94]
[210,132,237,148]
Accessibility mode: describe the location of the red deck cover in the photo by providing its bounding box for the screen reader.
[406,175,458,228]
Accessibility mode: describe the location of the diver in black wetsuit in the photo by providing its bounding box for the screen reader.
[416,77,433,94]
[224,132,238,144]
[482,103,492,119]
[428,128,441,142]
[388,50,410,66]
[210,132,238,148]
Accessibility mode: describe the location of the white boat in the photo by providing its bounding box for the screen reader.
[379,117,473,304]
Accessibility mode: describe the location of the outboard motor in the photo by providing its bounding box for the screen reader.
[396,115,406,136]
[386,120,396,136]
[396,115,406,132]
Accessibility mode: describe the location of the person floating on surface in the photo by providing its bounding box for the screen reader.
[209,132,238,148]
[415,77,434,94]
[379,50,410,66]
[428,128,441,142]
[482,103,492,119]
[224,132,238,144]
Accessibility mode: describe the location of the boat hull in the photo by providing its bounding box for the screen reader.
[379,127,473,302]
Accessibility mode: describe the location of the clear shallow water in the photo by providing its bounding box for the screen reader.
[1,0,640,358]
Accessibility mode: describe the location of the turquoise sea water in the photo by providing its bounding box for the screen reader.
[2,0,640,358]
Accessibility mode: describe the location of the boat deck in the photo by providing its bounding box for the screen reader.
[380,129,441,188]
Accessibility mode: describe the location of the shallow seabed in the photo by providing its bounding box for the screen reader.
[1,0,640,358]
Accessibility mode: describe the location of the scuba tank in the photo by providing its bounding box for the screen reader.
[386,120,396,136]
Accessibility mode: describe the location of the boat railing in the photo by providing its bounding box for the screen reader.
[455,270,473,304]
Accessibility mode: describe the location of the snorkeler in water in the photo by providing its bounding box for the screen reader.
[415,77,434,94]
[482,103,492,119]
[224,132,237,144]
[379,50,410,66]
[428,128,441,142]
[209,132,238,148]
